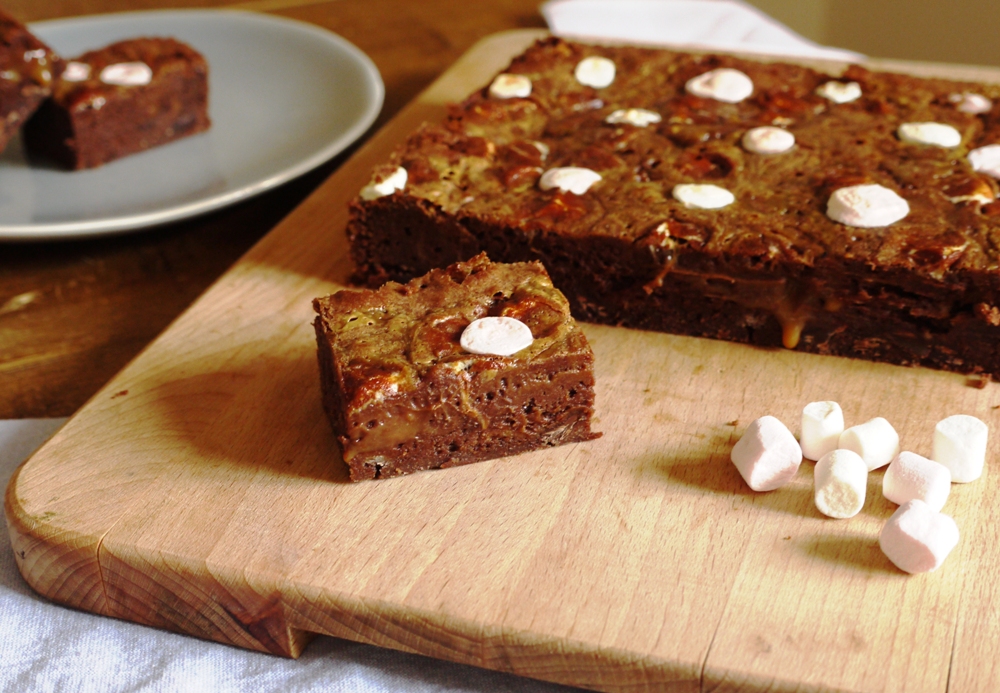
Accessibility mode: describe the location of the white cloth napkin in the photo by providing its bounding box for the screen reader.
[1,4,864,690]
[542,0,863,61]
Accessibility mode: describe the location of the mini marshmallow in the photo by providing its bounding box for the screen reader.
[605,108,661,127]
[932,414,988,483]
[969,144,1000,179]
[883,451,951,511]
[575,56,616,88]
[839,417,900,471]
[814,449,868,519]
[359,166,407,200]
[538,167,601,195]
[62,61,91,82]
[460,317,533,356]
[531,141,550,161]
[800,400,844,460]
[879,499,959,574]
[816,81,862,104]
[489,73,532,99]
[672,183,735,210]
[826,184,909,228]
[897,122,962,148]
[730,416,803,492]
[100,61,152,86]
[950,92,992,115]
[685,68,753,103]
[742,126,795,154]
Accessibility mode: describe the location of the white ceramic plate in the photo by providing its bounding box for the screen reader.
[0,10,383,240]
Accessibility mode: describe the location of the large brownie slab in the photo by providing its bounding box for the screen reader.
[348,37,1000,378]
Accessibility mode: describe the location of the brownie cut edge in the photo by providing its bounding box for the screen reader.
[312,253,601,481]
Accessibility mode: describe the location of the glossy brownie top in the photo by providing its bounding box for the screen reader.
[50,37,207,110]
[313,253,592,403]
[0,9,60,91]
[370,37,1000,279]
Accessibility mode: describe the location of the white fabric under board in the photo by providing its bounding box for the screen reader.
[542,0,863,61]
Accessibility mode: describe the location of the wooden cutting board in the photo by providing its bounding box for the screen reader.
[7,29,1000,693]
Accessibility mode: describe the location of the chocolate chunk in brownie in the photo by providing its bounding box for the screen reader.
[312,253,601,481]
[0,9,62,154]
[23,37,210,169]
[348,37,1000,379]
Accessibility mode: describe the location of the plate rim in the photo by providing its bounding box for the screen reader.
[0,8,384,241]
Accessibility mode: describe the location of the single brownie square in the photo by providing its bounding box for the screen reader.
[23,37,210,169]
[348,37,1000,379]
[0,8,62,154]
[312,253,601,481]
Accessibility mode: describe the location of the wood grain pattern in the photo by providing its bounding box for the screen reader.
[8,30,1000,692]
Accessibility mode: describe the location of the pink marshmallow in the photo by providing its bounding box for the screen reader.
[731,416,803,491]
[879,499,959,574]
[883,451,951,511]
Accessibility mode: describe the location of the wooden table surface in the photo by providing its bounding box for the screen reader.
[0,0,546,420]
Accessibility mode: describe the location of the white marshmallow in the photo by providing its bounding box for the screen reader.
[800,400,845,460]
[62,61,91,82]
[932,414,988,483]
[99,61,152,86]
[826,184,909,228]
[685,68,753,103]
[574,56,616,88]
[359,166,407,200]
[968,144,1000,179]
[730,416,803,492]
[883,451,951,511]
[879,499,959,574]
[950,92,992,115]
[814,449,868,519]
[839,417,900,471]
[741,126,795,154]
[489,73,532,99]
[531,141,550,161]
[672,183,735,210]
[605,108,661,127]
[460,317,533,356]
[816,81,862,104]
[897,122,962,148]
[538,167,601,195]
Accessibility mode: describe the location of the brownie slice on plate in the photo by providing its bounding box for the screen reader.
[0,8,62,154]
[312,253,601,481]
[24,37,210,169]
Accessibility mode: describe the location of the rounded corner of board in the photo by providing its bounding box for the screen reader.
[4,462,107,612]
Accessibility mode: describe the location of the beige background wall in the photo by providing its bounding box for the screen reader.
[748,0,1000,67]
